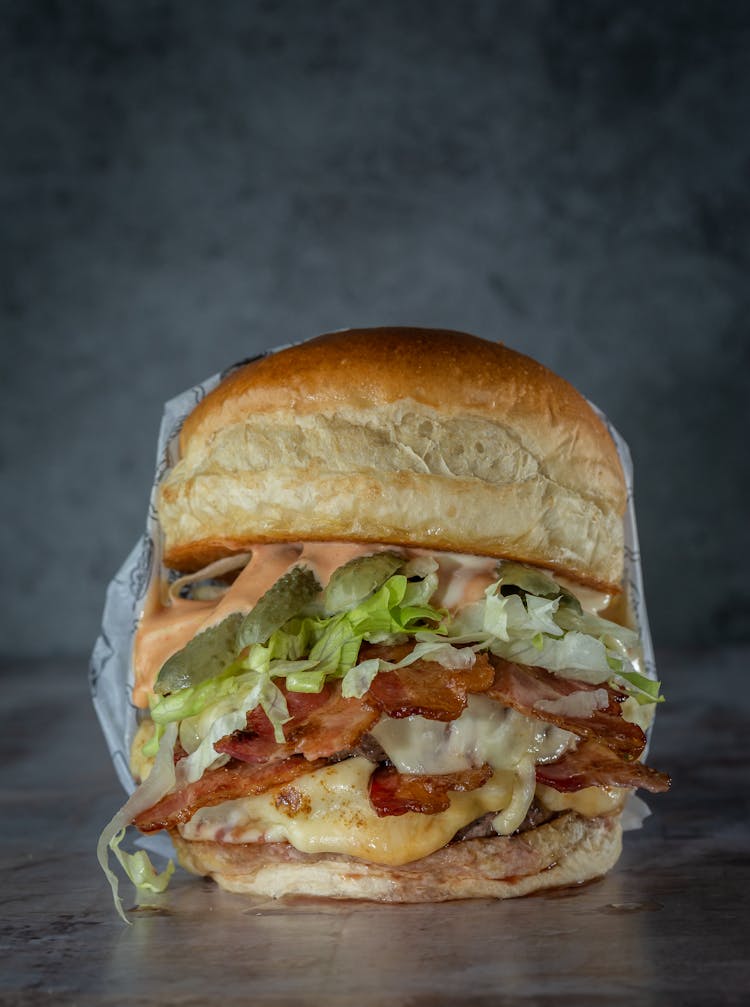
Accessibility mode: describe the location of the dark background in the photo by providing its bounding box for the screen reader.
[2,0,749,659]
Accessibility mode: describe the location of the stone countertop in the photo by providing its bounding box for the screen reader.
[1,648,748,1006]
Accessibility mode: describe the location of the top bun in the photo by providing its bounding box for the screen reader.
[159,328,626,590]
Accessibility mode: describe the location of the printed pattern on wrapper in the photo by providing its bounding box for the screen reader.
[90,355,658,810]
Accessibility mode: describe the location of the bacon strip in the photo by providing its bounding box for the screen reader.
[244,685,335,739]
[213,733,283,764]
[369,763,493,817]
[137,649,668,833]
[133,756,329,833]
[487,657,646,759]
[290,691,379,760]
[363,645,494,721]
[215,683,379,764]
[136,685,376,833]
[536,740,670,794]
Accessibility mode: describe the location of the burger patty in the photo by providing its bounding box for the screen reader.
[452,802,559,843]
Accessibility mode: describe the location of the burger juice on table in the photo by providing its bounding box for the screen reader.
[97,328,669,920]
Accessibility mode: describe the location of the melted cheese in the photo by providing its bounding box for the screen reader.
[178,702,580,862]
[534,688,610,719]
[370,698,577,840]
[493,758,537,835]
[536,783,626,817]
[371,696,574,776]
[179,757,515,865]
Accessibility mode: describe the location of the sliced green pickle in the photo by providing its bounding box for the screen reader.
[153,612,244,695]
[237,565,321,648]
[497,560,582,614]
[323,552,404,615]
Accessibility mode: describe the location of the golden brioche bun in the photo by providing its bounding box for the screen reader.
[158,327,627,590]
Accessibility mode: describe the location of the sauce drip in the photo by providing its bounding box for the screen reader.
[133,542,392,707]
[132,543,621,708]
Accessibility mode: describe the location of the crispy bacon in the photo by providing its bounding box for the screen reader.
[369,763,493,817]
[245,685,336,739]
[136,685,376,833]
[487,656,646,759]
[213,733,283,764]
[290,691,379,760]
[136,645,669,834]
[133,756,329,833]
[363,645,494,721]
[535,740,670,794]
[215,683,379,764]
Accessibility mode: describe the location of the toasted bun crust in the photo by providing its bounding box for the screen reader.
[170,811,622,901]
[159,328,626,589]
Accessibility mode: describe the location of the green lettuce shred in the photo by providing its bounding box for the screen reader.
[617,669,665,705]
[111,829,175,896]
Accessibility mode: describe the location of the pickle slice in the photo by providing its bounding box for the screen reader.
[153,612,244,696]
[497,560,582,614]
[323,552,404,615]
[237,565,321,649]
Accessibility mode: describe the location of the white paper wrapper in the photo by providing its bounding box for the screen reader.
[90,349,657,835]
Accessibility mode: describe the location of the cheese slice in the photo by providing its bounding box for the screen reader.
[177,698,582,865]
[179,757,516,866]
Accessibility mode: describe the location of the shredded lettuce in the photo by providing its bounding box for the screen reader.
[618,669,665,705]
[496,630,615,682]
[97,722,179,924]
[137,557,665,832]
[141,708,165,758]
[341,640,477,699]
[167,671,291,767]
[436,579,660,699]
[177,674,290,781]
[146,570,446,760]
[341,658,382,699]
[111,830,175,895]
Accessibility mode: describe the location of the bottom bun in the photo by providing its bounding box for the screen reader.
[170,811,622,901]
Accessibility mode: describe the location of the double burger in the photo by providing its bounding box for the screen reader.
[98,327,668,919]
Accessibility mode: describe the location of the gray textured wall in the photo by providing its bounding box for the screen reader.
[3,1,749,658]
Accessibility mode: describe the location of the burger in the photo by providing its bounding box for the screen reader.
[98,327,668,919]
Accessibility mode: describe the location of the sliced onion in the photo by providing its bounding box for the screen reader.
[167,552,252,602]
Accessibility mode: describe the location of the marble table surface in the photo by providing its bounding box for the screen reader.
[1,647,747,1005]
